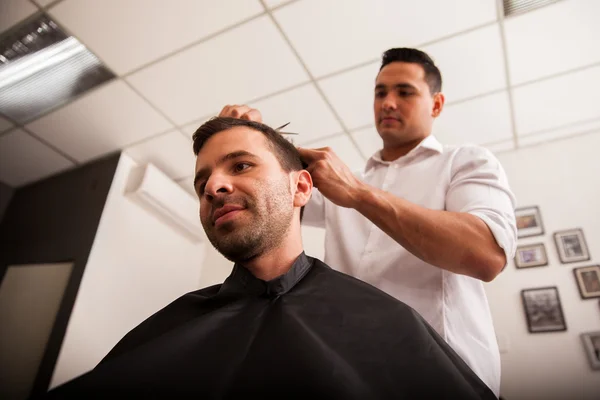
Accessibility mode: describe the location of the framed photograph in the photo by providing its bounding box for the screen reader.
[521,287,567,333]
[514,243,548,269]
[515,206,544,238]
[554,228,590,264]
[573,265,600,299]
[581,331,600,370]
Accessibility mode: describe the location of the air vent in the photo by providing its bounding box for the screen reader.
[503,0,562,17]
[0,14,115,124]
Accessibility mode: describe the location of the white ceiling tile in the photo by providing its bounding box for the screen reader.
[505,0,600,85]
[250,84,343,144]
[274,0,497,77]
[32,0,58,7]
[0,115,14,133]
[519,117,600,148]
[127,16,309,126]
[181,120,204,139]
[319,61,380,131]
[350,125,383,160]
[302,134,365,172]
[513,66,600,135]
[26,80,173,163]
[49,0,263,75]
[484,140,514,154]
[0,0,38,33]
[262,0,292,8]
[125,130,195,180]
[423,24,506,102]
[434,91,513,146]
[0,129,74,187]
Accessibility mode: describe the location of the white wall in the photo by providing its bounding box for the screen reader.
[50,154,206,388]
[0,263,73,400]
[487,131,600,400]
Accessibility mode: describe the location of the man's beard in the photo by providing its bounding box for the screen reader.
[201,177,294,263]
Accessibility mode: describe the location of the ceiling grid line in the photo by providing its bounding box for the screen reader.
[21,126,78,165]
[495,0,520,149]
[259,0,366,161]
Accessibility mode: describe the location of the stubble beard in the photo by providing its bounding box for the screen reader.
[203,177,294,263]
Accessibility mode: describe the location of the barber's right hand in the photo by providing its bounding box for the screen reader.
[218,105,262,123]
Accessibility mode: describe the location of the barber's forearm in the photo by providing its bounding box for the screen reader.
[351,184,506,282]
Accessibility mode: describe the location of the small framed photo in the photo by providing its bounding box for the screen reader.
[573,265,600,299]
[554,228,590,264]
[580,331,600,370]
[514,243,548,269]
[521,287,567,333]
[515,206,544,238]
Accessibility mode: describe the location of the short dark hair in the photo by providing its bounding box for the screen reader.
[192,117,306,219]
[380,48,442,94]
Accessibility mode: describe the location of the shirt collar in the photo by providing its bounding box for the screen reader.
[218,252,313,298]
[365,135,444,172]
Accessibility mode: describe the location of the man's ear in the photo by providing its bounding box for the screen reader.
[293,170,312,208]
[431,92,445,118]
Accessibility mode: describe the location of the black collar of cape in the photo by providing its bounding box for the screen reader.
[217,252,314,298]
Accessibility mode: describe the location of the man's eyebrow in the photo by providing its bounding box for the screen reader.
[193,150,259,187]
[375,83,418,91]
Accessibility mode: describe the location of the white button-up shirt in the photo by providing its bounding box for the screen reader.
[303,135,517,397]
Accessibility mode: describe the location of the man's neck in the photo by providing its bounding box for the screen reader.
[381,136,428,161]
[241,236,304,281]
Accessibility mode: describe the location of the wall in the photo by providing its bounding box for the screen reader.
[0,262,73,400]
[487,131,600,400]
[50,153,206,389]
[0,181,14,223]
[0,152,120,399]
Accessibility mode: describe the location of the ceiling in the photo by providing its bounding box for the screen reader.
[0,0,599,193]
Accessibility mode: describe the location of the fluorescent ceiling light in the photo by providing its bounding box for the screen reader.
[0,14,115,124]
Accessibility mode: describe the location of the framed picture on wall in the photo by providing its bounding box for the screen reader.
[573,265,600,299]
[554,228,590,264]
[521,287,567,333]
[580,331,600,370]
[514,243,548,269]
[515,206,544,238]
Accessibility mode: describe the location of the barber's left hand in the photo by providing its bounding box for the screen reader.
[297,147,363,209]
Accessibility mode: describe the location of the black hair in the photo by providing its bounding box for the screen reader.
[380,48,442,94]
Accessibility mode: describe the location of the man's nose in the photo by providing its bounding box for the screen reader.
[382,95,397,111]
[204,175,233,202]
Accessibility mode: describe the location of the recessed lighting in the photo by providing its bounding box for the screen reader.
[0,14,115,124]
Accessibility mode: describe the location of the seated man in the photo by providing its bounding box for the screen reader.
[45,117,495,399]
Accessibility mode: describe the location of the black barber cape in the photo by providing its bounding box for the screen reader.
[46,253,496,399]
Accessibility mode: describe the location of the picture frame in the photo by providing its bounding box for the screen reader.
[554,228,590,264]
[515,206,544,238]
[573,265,600,299]
[514,243,548,269]
[521,287,567,333]
[580,331,600,370]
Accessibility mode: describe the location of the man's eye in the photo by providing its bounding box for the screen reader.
[234,163,251,172]
[375,91,386,98]
[197,182,206,194]
[399,91,413,97]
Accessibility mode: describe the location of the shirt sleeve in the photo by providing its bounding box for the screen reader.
[446,145,517,267]
[302,187,326,228]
